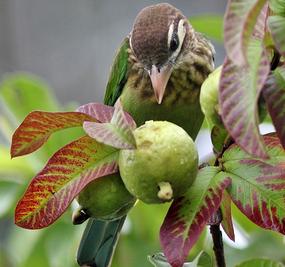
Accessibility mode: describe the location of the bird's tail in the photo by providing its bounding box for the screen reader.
[77,216,126,267]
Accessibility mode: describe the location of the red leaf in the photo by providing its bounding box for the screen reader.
[220,191,235,241]
[252,3,269,39]
[76,103,115,123]
[77,100,136,128]
[224,0,267,65]
[83,99,136,149]
[15,135,118,229]
[219,40,270,158]
[160,167,231,267]
[263,68,285,149]
[11,111,95,158]
[223,134,285,234]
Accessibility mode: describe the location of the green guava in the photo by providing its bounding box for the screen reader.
[200,66,223,129]
[118,120,198,204]
[74,173,136,223]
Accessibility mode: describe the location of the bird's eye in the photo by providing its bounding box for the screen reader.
[170,34,179,52]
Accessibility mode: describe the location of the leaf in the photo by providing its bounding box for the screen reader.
[15,135,119,229]
[220,191,235,241]
[236,258,285,267]
[197,251,213,267]
[252,3,269,39]
[11,111,95,158]
[224,0,267,65]
[268,15,285,56]
[76,102,115,123]
[211,126,229,154]
[263,68,285,149]
[111,99,136,130]
[189,15,224,43]
[222,134,285,234]
[269,0,285,17]
[148,251,213,267]
[83,100,136,149]
[160,167,231,267]
[219,39,270,158]
[0,73,59,121]
[0,146,34,178]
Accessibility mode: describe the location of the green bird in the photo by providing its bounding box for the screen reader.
[77,3,214,267]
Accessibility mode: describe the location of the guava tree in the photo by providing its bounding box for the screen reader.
[8,0,285,267]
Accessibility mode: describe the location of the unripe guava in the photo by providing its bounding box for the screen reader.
[200,66,267,128]
[118,121,198,204]
[75,173,136,221]
[200,66,223,129]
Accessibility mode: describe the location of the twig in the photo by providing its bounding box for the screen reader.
[210,223,226,267]
[270,49,281,71]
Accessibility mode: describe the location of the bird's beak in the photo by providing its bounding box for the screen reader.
[148,65,172,104]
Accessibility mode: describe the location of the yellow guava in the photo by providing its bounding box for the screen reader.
[118,120,198,204]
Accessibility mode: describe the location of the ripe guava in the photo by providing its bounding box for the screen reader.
[73,173,136,223]
[118,120,198,204]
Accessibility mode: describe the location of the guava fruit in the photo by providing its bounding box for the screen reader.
[200,66,267,129]
[118,120,198,204]
[73,173,136,224]
[200,66,223,129]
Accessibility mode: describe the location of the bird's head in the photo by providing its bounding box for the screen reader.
[130,3,194,104]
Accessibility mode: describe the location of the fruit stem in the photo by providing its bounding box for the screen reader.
[157,182,173,201]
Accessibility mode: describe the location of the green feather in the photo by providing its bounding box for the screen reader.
[104,37,130,106]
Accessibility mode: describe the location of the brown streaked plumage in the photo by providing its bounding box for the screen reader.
[120,3,215,136]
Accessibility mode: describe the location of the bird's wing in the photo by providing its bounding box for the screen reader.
[104,37,130,106]
[77,217,126,267]
[77,37,130,267]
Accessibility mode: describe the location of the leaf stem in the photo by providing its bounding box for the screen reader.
[270,49,281,71]
[210,223,226,267]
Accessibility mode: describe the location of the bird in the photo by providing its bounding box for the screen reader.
[77,3,215,267]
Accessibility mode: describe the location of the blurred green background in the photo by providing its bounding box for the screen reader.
[0,1,285,267]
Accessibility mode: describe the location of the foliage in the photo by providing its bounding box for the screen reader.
[1,1,285,267]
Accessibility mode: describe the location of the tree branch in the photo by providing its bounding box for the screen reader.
[208,208,226,267]
[210,223,226,267]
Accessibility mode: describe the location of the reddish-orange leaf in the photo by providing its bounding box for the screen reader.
[11,111,95,158]
[220,191,235,241]
[15,135,118,229]
[223,134,285,234]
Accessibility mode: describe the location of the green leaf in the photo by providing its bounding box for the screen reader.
[222,134,285,234]
[211,126,229,154]
[236,258,285,267]
[224,0,267,65]
[269,0,285,16]
[0,73,59,121]
[263,67,285,149]
[160,167,231,267]
[15,136,119,229]
[197,251,213,267]
[268,15,285,56]
[83,100,136,149]
[189,15,223,42]
[219,39,270,158]
[11,111,95,158]
[0,146,34,178]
